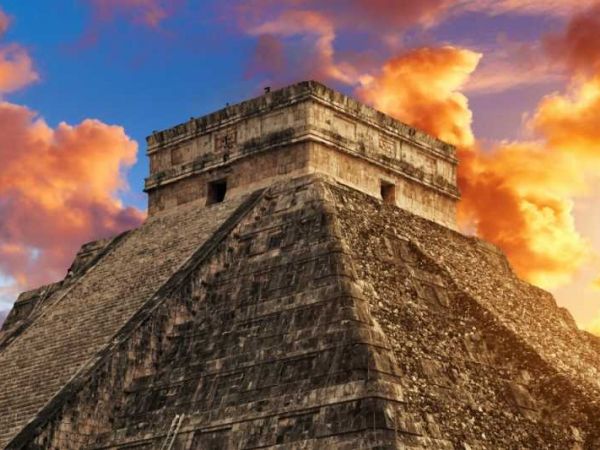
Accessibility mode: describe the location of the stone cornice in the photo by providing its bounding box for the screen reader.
[144,128,460,200]
[145,81,456,162]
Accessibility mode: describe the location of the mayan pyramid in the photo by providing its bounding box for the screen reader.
[1,81,599,449]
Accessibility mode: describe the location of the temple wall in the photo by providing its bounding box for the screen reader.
[145,81,459,228]
[307,142,457,229]
[148,143,311,215]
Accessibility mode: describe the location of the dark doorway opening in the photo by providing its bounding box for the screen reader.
[380,180,396,205]
[207,179,227,205]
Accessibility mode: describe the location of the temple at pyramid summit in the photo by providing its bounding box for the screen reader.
[1,81,600,449]
[143,81,459,226]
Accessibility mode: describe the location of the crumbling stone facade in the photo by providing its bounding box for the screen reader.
[0,82,599,449]
[145,81,458,229]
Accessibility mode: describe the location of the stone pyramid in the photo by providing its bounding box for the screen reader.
[1,82,599,449]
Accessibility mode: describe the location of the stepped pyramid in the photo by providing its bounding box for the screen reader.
[1,81,599,449]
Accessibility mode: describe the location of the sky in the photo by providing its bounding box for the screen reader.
[0,0,599,333]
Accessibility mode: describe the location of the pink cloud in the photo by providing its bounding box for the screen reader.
[544,2,600,76]
[0,7,38,95]
[0,8,9,37]
[466,0,598,16]
[0,102,145,293]
[86,0,181,27]
[0,44,38,95]
[247,10,359,85]
[236,0,458,32]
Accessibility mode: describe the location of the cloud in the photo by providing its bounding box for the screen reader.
[465,39,562,95]
[327,0,456,29]
[350,44,593,289]
[543,2,600,76]
[465,61,558,94]
[585,312,600,336]
[532,76,600,165]
[237,0,458,33]
[247,10,359,85]
[357,46,481,148]
[238,0,466,85]
[457,3,600,288]
[0,8,9,37]
[0,102,145,293]
[0,8,38,95]
[457,76,600,288]
[345,19,597,290]
[464,0,598,16]
[72,1,185,49]
[315,0,458,30]
[0,7,144,303]
[0,44,38,95]
[457,143,590,288]
[86,0,180,27]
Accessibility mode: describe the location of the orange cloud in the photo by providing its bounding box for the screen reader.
[456,3,600,288]
[457,77,600,288]
[345,37,598,291]
[0,7,144,300]
[0,102,144,295]
[532,76,600,165]
[585,313,600,336]
[457,143,589,288]
[357,46,481,148]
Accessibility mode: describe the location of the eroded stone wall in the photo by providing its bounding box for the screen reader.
[29,177,451,450]
[308,143,456,228]
[148,140,456,228]
[148,143,311,215]
[144,81,459,228]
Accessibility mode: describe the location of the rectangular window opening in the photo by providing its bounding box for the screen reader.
[380,180,396,205]
[207,179,227,205]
